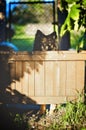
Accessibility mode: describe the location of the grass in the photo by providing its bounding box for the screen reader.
[46,91,86,130]
[12,38,34,52]
[11,24,35,51]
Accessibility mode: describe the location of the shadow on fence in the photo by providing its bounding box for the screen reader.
[0,53,36,104]
[0,49,47,104]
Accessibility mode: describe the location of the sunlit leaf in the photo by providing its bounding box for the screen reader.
[65,0,74,4]
[60,24,67,37]
[60,15,71,36]
[69,4,80,20]
[60,3,80,36]
[82,0,86,8]
[65,0,79,4]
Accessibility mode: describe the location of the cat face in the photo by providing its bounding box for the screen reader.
[33,30,57,51]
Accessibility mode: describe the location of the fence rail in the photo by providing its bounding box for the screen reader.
[0,51,86,104]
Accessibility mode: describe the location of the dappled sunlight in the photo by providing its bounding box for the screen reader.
[0,51,46,104]
[0,50,85,105]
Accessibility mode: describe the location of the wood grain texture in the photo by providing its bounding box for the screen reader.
[7,51,86,104]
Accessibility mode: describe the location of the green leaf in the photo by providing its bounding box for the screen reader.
[60,13,72,36]
[60,18,68,36]
[69,4,80,20]
[65,0,79,4]
[60,3,80,36]
[82,0,86,8]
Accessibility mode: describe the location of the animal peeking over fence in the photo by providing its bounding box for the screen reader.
[33,30,58,51]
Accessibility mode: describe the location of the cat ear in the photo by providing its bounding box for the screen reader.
[50,31,57,39]
[36,30,45,37]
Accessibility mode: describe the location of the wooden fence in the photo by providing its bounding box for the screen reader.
[0,51,86,105]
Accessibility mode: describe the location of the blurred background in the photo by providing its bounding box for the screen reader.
[5,0,56,51]
[0,0,86,51]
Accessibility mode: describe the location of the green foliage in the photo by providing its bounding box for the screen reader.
[12,5,39,24]
[82,0,86,8]
[65,0,79,3]
[70,29,86,50]
[11,1,53,24]
[47,92,86,130]
[60,0,86,37]
[61,93,86,128]
[14,114,24,127]
[69,4,80,20]
[60,3,80,36]
[10,113,29,130]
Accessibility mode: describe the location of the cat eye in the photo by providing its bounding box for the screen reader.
[33,30,57,51]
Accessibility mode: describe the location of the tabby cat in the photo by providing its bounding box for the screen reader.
[33,30,57,51]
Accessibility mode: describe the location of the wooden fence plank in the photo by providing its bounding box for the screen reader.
[34,61,45,96]
[28,62,35,96]
[76,61,85,92]
[10,62,16,95]
[29,96,67,104]
[66,61,76,96]
[59,61,66,96]
[15,61,23,93]
[9,51,86,61]
[21,62,29,96]
[53,61,60,96]
[45,61,54,96]
[1,51,86,104]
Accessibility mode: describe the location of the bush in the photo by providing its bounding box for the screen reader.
[47,92,86,130]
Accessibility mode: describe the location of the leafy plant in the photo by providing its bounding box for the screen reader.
[61,92,86,129]
[10,113,29,130]
[46,91,86,130]
[60,0,86,37]
[60,3,80,36]
[58,0,86,51]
